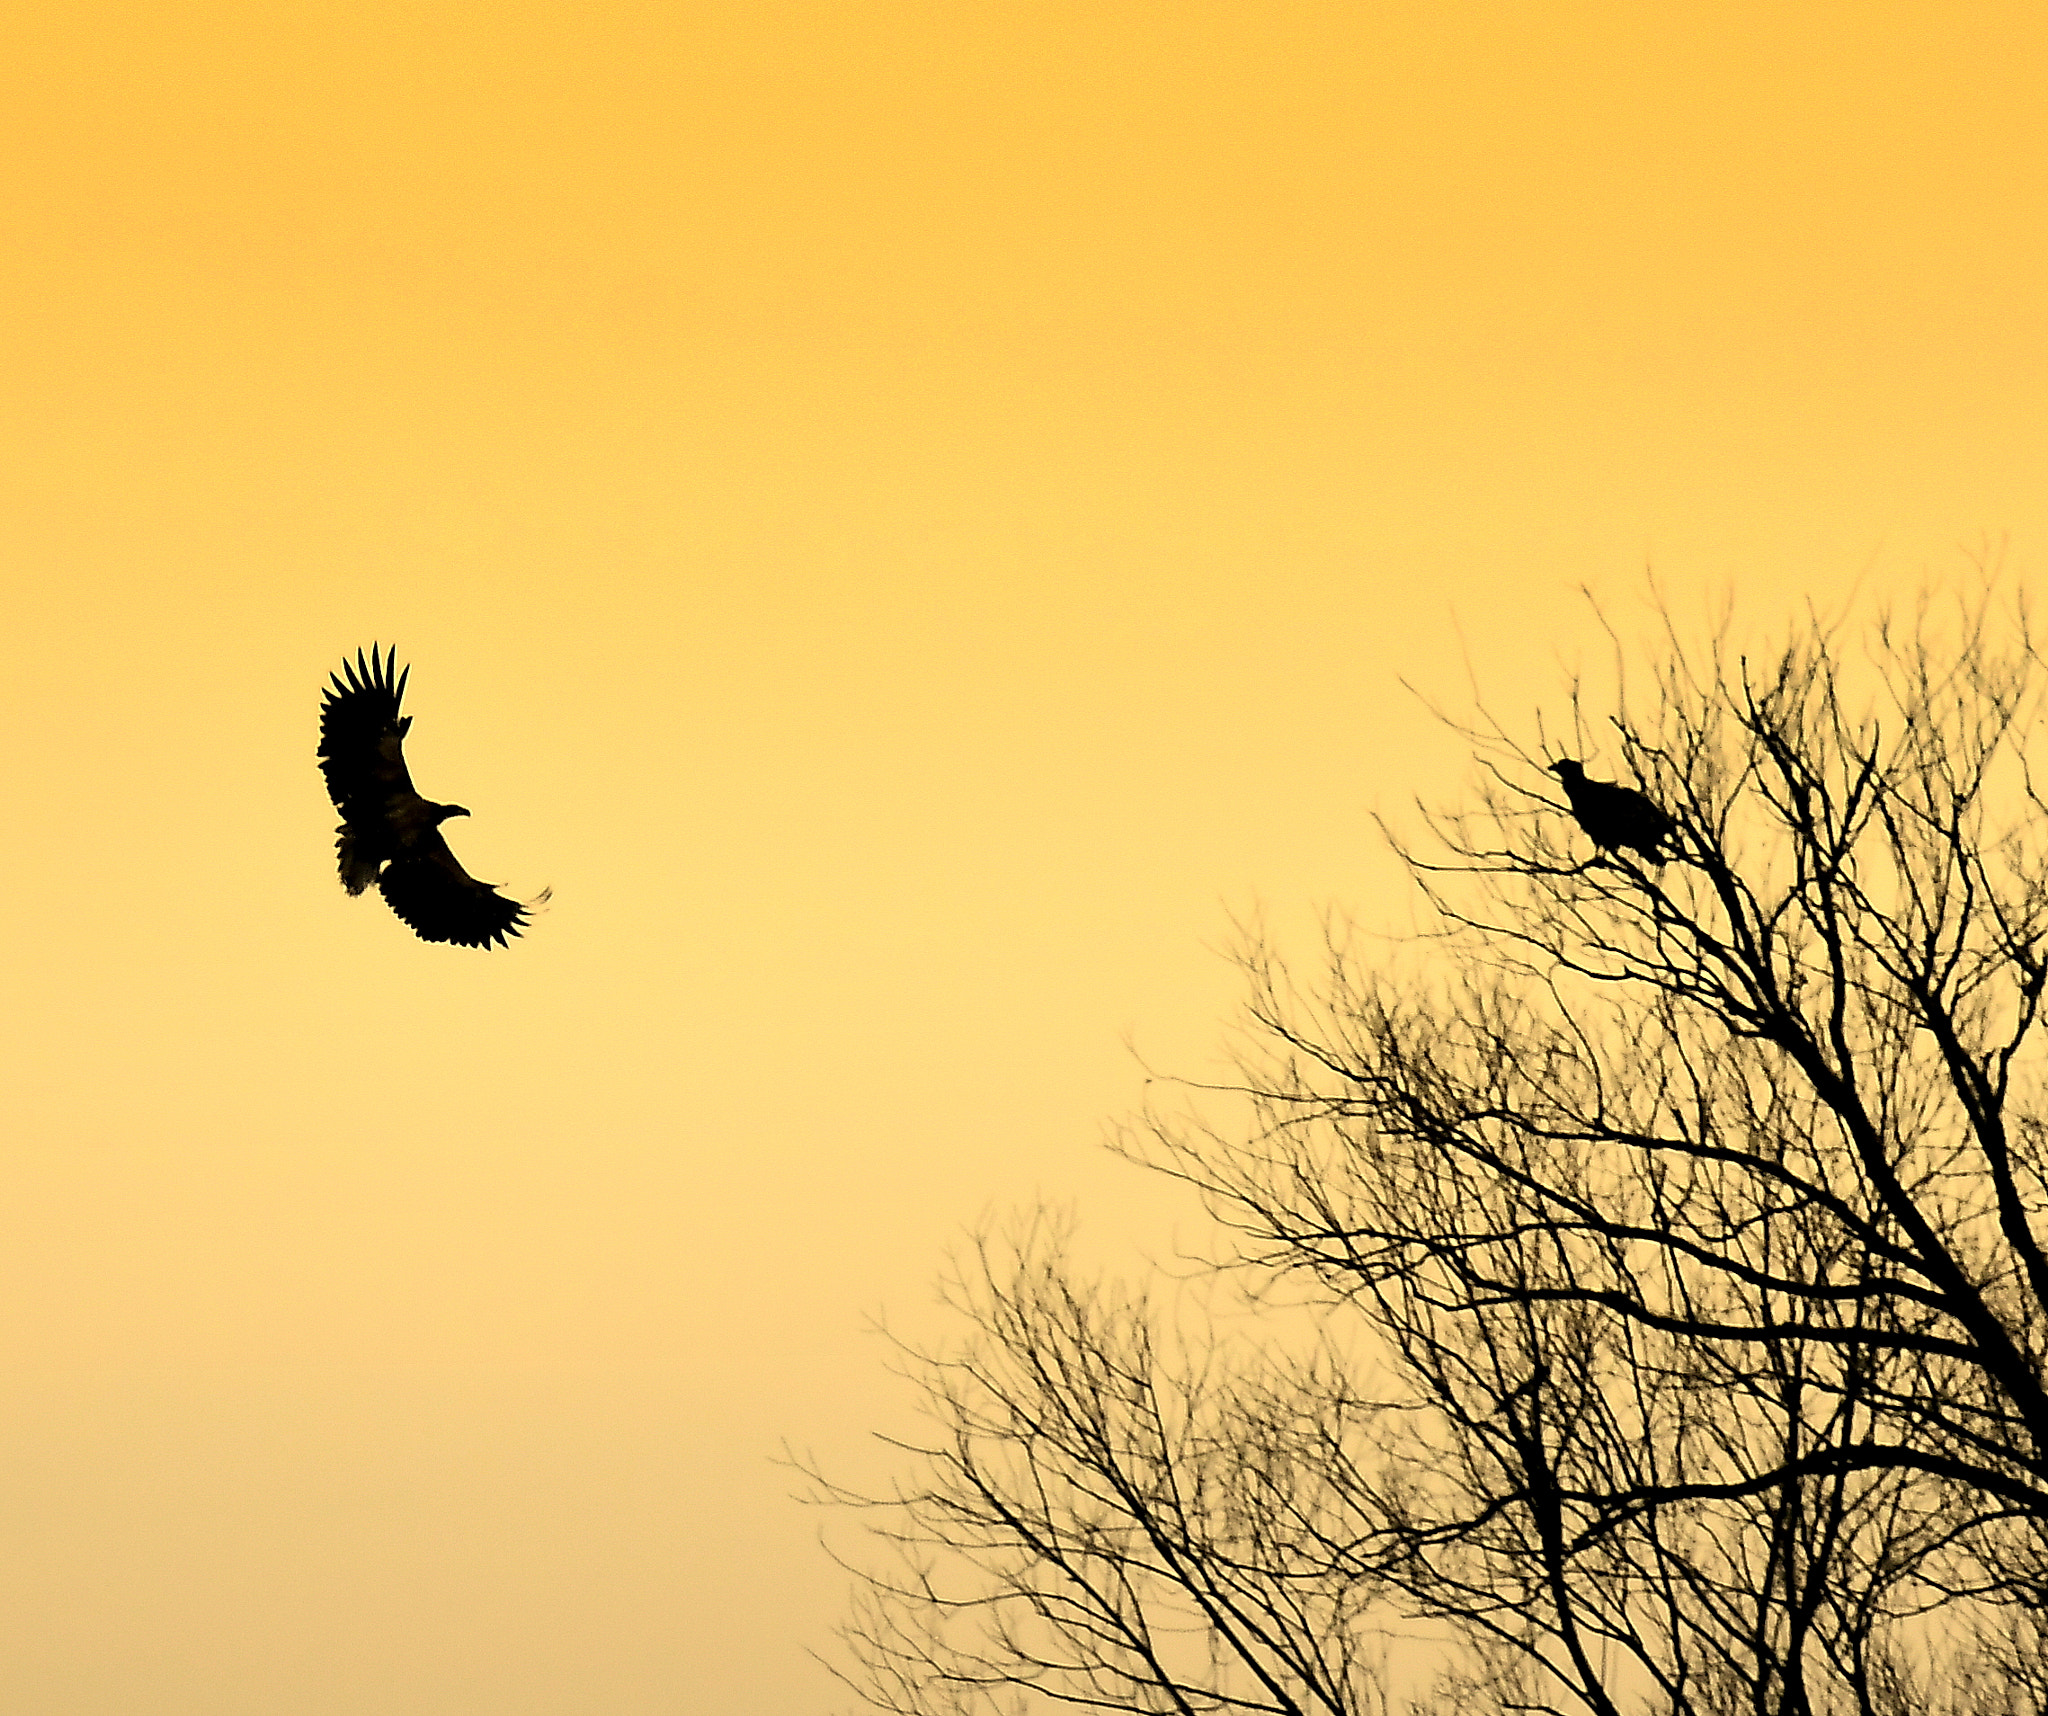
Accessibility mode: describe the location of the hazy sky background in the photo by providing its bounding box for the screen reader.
[3,4,2046,1711]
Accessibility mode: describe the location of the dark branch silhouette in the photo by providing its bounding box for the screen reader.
[318,645,545,948]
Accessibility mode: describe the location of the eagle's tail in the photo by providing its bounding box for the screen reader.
[336,828,382,896]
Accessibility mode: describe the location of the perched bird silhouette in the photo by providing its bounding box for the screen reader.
[318,646,545,948]
[1549,759,1677,862]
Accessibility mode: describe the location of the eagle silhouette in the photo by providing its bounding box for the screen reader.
[319,647,544,948]
[1549,759,1677,862]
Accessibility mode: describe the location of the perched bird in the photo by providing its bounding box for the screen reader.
[318,646,544,948]
[1549,758,1678,862]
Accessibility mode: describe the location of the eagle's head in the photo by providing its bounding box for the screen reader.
[432,802,472,822]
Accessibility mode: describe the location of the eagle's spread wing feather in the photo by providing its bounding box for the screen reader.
[378,835,540,949]
[319,645,416,814]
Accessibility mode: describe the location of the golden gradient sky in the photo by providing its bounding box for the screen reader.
[3,4,2046,1710]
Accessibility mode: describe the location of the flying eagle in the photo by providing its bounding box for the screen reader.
[318,647,543,948]
[1549,758,1678,862]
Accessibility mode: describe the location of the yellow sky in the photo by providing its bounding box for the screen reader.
[3,4,2046,1710]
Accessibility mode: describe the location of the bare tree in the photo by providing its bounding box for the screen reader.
[816,586,2048,1714]
[809,1218,1398,1715]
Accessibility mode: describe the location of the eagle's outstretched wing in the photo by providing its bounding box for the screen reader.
[319,645,415,816]
[377,833,545,949]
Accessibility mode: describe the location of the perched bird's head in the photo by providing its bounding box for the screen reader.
[1549,759,1585,782]
[433,802,472,822]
